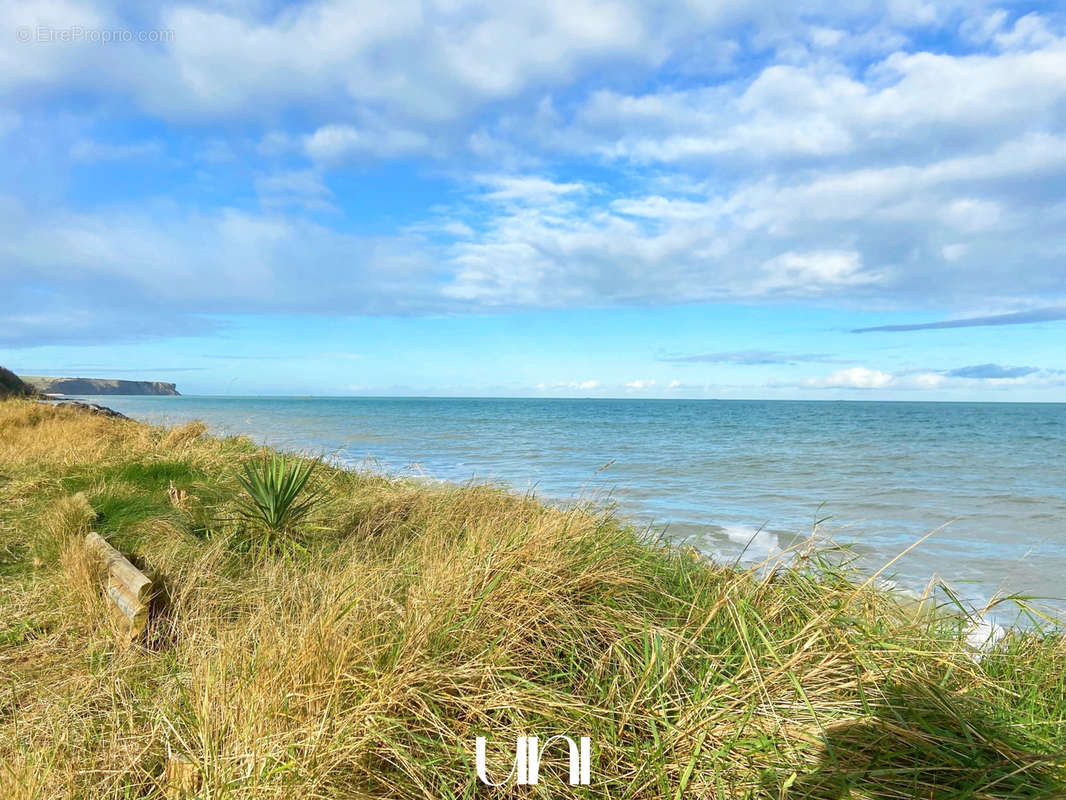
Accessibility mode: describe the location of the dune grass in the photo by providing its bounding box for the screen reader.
[0,397,1063,799]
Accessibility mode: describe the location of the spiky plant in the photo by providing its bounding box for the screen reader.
[235,453,319,535]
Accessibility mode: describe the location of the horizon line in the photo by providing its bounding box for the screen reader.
[72,393,1066,404]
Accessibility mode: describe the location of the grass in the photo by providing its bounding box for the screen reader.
[0,396,1063,799]
[235,454,319,542]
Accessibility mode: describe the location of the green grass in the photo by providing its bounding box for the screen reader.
[57,459,206,494]
[235,453,319,541]
[0,397,1062,799]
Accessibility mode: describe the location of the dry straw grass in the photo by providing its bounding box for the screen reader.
[0,397,1063,799]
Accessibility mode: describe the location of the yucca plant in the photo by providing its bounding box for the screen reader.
[235,453,319,535]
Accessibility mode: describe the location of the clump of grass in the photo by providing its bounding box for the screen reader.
[163,420,207,449]
[235,453,319,540]
[0,396,1062,799]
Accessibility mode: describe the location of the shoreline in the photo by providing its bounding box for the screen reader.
[71,393,1064,631]
[1,395,1063,796]
[30,397,1032,643]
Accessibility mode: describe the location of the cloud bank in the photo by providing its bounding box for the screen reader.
[2,2,1066,346]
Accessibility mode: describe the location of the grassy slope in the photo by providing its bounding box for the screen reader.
[0,366,35,397]
[0,397,1063,799]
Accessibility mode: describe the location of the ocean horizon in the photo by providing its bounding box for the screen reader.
[74,394,1066,620]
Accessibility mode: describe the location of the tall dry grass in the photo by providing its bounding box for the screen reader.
[0,398,1062,798]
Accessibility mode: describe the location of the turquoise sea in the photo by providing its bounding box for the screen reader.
[83,396,1066,616]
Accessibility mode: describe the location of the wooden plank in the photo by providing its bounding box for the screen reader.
[108,581,146,624]
[86,532,152,602]
[110,559,152,604]
[106,601,136,641]
[85,532,153,641]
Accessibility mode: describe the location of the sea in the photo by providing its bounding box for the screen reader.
[81,396,1066,621]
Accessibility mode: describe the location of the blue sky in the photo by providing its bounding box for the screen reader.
[2,1,1065,399]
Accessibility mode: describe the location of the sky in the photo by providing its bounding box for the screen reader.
[1,0,1065,399]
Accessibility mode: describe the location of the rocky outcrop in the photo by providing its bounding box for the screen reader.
[47,399,131,420]
[24,377,180,396]
[0,366,36,397]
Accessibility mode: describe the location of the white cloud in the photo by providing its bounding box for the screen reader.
[2,0,1039,159]
[305,123,430,162]
[495,25,1066,179]
[437,221,475,238]
[255,170,335,211]
[430,140,1066,306]
[809,26,845,48]
[418,24,1066,313]
[0,0,655,127]
[960,9,1008,44]
[756,250,875,294]
[478,174,587,205]
[4,1,1066,345]
[894,368,1066,392]
[804,367,895,388]
[536,380,599,391]
[611,195,711,221]
[625,379,655,390]
[912,372,946,388]
[0,195,444,346]
[994,13,1056,51]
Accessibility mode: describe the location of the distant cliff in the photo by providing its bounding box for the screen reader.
[24,376,180,396]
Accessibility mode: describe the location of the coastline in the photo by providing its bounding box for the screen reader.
[1,395,1062,797]
[72,398,1025,646]
[54,396,1015,642]
[69,393,1066,625]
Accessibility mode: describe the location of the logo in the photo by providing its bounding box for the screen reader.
[475,735,591,786]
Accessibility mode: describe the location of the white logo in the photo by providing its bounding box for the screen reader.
[475,735,591,786]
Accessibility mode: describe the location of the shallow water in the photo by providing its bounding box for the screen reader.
[85,396,1066,616]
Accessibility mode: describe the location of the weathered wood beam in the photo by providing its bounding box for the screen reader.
[85,532,153,641]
